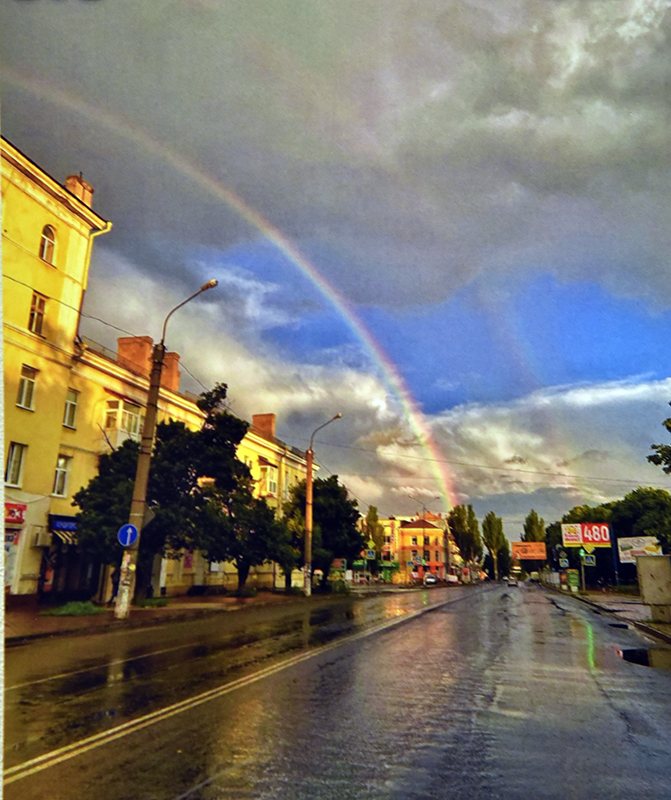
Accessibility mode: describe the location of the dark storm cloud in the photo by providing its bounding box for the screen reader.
[4,1,671,311]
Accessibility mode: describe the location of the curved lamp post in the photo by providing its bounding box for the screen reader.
[115,280,218,619]
[304,413,343,597]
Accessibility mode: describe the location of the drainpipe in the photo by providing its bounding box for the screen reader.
[76,221,113,340]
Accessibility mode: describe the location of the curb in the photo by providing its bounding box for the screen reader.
[543,584,671,647]
[4,596,314,647]
[4,585,448,647]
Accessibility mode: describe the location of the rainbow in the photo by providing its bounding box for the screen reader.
[4,69,457,510]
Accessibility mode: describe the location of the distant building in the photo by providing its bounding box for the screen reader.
[376,512,461,584]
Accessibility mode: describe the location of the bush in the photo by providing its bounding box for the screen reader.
[135,597,169,607]
[40,601,107,617]
[328,579,351,595]
[232,586,258,598]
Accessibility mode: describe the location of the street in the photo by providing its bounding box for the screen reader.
[5,584,671,799]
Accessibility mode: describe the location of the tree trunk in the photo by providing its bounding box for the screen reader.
[283,567,293,593]
[236,561,250,593]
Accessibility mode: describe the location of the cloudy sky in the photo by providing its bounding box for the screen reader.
[4,0,671,537]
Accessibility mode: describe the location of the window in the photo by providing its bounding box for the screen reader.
[424,536,431,546]
[17,366,37,410]
[423,550,430,562]
[29,292,46,335]
[39,225,56,264]
[63,389,78,428]
[105,399,142,439]
[5,443,27,487]
[52,455,72,497]
[260,464,278,495]
[411,536,418,546]
[435,551,440,562]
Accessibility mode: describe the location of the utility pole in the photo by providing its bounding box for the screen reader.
[304,413,342,597]
[114,280,218,619]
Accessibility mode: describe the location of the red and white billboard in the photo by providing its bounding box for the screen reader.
[561,523,611,548]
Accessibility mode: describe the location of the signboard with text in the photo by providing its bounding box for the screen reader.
[511,541,547,560]
[561,523,611,549]
[617,536,663,564]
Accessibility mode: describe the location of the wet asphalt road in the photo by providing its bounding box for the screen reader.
[6,583,671,799]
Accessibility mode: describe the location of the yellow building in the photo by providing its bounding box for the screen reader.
[377,513,460,584]
[3,137,112,602]
[3,137,308,603]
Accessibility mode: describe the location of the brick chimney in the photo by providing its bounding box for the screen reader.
[116,337,181,391]
[117,336,152,377]
[252,413,276,441]
[65,174,94,207]
[161,351,181,392]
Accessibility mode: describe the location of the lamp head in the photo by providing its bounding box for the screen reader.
[200,279,218,291]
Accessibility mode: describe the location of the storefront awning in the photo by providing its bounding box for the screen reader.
[54,530,77,545]
[49,515,77,545]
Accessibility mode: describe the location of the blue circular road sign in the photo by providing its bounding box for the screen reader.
[118,524,139,547]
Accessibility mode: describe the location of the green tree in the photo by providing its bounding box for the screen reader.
[522,509,545,541]
[284,475,363,590]
[74,383,257,599]
[481,511,506,580]
[200,476,293,592]
[448,505,483,570]
[362,505,385,574]
[609,488,671,553]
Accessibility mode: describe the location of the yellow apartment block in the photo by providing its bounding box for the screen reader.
[2,137,307,604]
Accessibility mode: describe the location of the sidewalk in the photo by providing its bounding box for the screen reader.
[563,588,671,646]
[3,584,428,646]
[4,591,303,646]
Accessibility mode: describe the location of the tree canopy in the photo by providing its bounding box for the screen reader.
[481,511,506,580]
[73,383,290,596]
[522,509,545,542]
[284,475,363,589]
[448,504,483,565]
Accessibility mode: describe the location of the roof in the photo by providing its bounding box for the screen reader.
[399,519,441,530]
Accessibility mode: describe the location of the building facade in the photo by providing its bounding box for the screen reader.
[3,137,112,603]
[3,137,308,604]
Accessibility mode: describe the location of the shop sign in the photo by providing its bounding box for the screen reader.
[5,502,27,526]
[49,515,77,532]
[4,530,21,587]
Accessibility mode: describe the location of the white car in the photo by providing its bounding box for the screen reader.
[424,573,438,585]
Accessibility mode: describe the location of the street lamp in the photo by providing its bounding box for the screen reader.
[304,413,343,597]
[408,494,440,518]
[114,279,218,619]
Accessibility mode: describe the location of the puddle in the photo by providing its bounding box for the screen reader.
[617,648,671,670]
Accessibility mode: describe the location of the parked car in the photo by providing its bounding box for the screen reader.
[507,576,518,587]
[424,573,438,585]
[445,574,459,585]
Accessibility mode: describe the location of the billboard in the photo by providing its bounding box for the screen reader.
[561,523,611,548]
[617,536,663,564]
[511,541,547,560]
